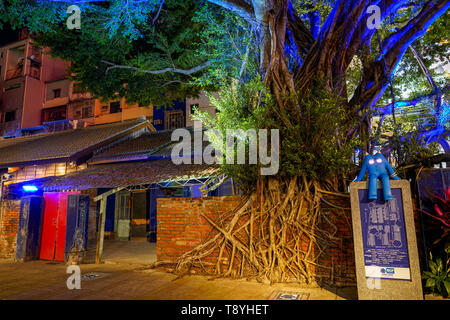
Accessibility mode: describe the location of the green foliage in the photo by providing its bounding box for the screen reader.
[194,78,360,189]
[375,118,440,167]
[422,247,450,298]
[2,0,208,106]
[193,78,267,190]
[373,9,449,117]
[277,84,359,181]
[191,3,258,88]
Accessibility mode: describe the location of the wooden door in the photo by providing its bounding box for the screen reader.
[39,193,59,260]
[39,192,79,261]
[130,191,148,240]
[117,192,131,240]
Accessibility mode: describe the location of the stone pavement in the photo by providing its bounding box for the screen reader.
[0,259,356,300]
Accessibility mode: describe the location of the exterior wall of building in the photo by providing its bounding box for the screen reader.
[69,86,153,126]
[0,39,70,136]
[22,76,45,128]
[0,77,26,136]
[157,196,356,286]
[0,199,21,258]
[93,98,153,125]
[186,92,217,128]
[151,100,186,131]
[44,79,70,106]
[316,209,356,286]
[40,51,69,83]
[6,162,87,185]
[157,196,241,262]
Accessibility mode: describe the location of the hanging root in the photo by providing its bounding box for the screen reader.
[152,176,353,285]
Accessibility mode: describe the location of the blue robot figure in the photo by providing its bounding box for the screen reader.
[354,153,400,201]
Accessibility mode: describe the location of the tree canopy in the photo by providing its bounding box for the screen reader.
[0,0,448,157]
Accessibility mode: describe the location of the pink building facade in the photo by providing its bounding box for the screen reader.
[0,35,68,136]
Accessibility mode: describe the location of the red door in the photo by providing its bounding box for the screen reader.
[39,192,79,261]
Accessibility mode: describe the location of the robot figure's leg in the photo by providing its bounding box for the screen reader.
[368,176,378,200]
[381,174,393,201]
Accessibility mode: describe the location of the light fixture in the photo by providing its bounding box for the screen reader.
[22,185,38,192]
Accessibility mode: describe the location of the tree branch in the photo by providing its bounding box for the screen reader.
[152,0,165,25]
[374,83,449,115]
[206,0,256,22]
[286,2,315,57]
[349,0,450,112]
[101,60,211,76]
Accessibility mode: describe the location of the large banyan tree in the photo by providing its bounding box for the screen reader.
[1,0,448,283]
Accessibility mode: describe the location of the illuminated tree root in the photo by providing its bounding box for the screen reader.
[152,176,353,285]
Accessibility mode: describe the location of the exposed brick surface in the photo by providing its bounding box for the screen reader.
[157,196,356,286]
[157,197,240,263]
[316,210,356,286]
[0,200,21,259]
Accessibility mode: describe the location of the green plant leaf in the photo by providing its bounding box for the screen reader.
[429,260,438,274]
[444,280,450,296]
[426,278,436,288]
[436,258,443,273]
[422,271,435,278]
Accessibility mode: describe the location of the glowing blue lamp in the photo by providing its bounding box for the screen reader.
[22,185,38,192]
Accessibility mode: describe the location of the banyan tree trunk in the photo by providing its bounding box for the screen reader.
[171,176,354,285]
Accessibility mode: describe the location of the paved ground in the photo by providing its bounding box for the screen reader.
[85,239,157,265]
[0,241,445,300]
[0,259,356,300]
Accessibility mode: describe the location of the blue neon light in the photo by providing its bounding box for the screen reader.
[23,185,38,192]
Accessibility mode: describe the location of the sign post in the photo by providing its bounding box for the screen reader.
[349,180,423,300]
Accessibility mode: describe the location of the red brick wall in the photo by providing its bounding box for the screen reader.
[157,196,356,286]
[316,210,356,286]
[0,200,21,259]
[157,196,240,262]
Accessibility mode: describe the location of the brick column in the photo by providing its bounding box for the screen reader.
[0,199,21,259]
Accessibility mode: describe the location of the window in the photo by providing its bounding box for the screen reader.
[165,110,184,130]
[109,101,121,114]
[101,105,109,113]
[82,106,92,118]
[190,104,199,115]
[74,106,93,119]
[71,99,94,119]
[5,110,16,122]
[43,106,66,123]
[53,89,61,99]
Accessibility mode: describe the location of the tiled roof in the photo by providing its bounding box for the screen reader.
[90,127,212,163]
[0,118,151,168]
[10,159,219,192]
[90,129,174,163]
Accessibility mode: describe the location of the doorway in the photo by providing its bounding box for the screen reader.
[114,190,149,241]
[115,191,131,240]
[39,192,79,261]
